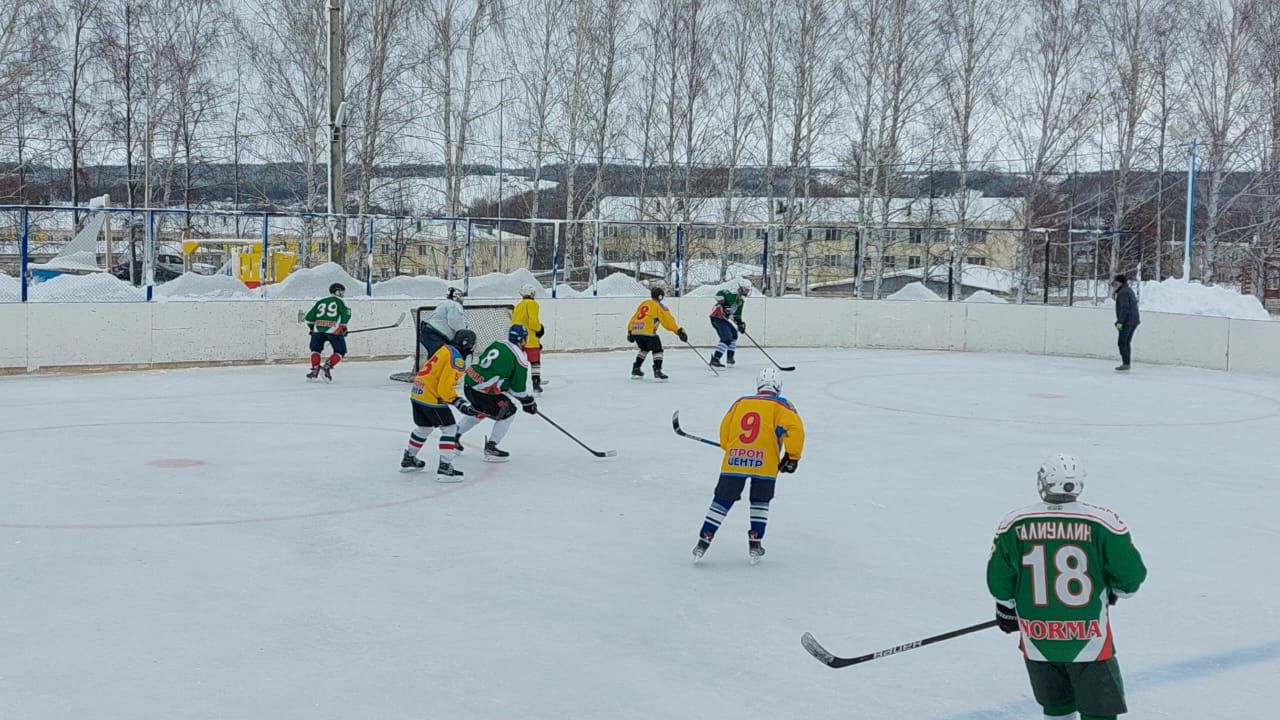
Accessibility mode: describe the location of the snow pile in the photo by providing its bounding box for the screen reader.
[1139,279,1271,321]
[1075,279,1272,321]
[685,276,757,297]
[467,267,544,298]
[592,273,650,297]
[886,282,942,301]
[964,290,1007,304]
[683,260,761,287]
[28,272,146,302]
[372,275,451,299]
[0,270,18,302]
[553,284,582,298]
[156,272,253,300]
[264,263,363,300]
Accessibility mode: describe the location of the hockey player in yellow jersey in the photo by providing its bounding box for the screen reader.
[402,330,479,481]
[693,367,805,563]
[627,285,686,381]
[512,283,545,393]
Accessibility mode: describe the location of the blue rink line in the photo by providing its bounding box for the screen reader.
[939,639,1280,720]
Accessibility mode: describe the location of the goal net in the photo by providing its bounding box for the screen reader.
[390,303,515,382]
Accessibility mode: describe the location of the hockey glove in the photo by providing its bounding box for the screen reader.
[627,333,637,343]
[308,324,316,334]
[536,326,545,339]
[451,398,478,416]
[1115,322,1124,331]
[779,454,799,474]
[1108,590,1118,606]
[735,319,746,332]
[520,396,538,415]
[677,328,689,343]
[995,602,1019,633]
[334,324,348,336]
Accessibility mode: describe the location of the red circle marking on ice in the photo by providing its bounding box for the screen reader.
[148,458,207,468]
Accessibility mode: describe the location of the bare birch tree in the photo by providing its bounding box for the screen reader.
[1181,0,1262,283]
[935,0,1016,299]
[1004,0,1099,302]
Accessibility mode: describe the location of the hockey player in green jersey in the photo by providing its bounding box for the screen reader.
[709,278,750,368]
[455,324,538,462]
[986,454,1147,720]
[304,283,352,382]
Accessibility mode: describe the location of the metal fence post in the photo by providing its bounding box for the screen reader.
[261,213,270,298]
[463,219,473,297]
[761,226,771,296]
[592,218,601,297]
[674,224,684,296]
[19,207,29,302]
[366,217,374,296]
[144,210,156,301]
[551,221,561,299]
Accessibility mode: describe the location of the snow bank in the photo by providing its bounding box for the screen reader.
[372,275,451,299]
[1075,279,1272,321]
[156,272,254,300]
[592,273,649,297]
[1137,279,1271,321]
[964,290,1007,304]
[467,267,543,298]
[553,284,582,298]
[29,273,146,302]
[264,263,363,300]
[685,276,757,297]
[0,270,18,302]
[886,282,942,301]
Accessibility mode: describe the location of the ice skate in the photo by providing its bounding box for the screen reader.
[306,367,320,380]
[435,459,464,482]
[1115,364,1130,372]
[400,452,425,473]
[653,369,669,382]
[692,535,712,562]
[320,363,333,383]
[631,366,645,379]
[533,378,544,394]
[484,439,510,463]
[726,354,736,367]
[709,357,726,368]
[748,532,765,565]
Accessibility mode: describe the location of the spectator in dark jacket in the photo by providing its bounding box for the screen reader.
[1113,274,1140,371]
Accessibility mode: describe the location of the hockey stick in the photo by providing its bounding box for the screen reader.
[535,410,617,457]
[800,620,998,669]
[671,411,721,448]
[345,312,406,335]
[296,311,406,335]
[741,329,795,371]
[683,341,720,376]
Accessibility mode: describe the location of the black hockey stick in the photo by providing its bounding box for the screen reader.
[345,312,406,335]
[671,411,721,448]
[296,311,406,335]
[682,341,720,376]
[536,410,617,457]
[741,329,795,371]
[800,620,998,669]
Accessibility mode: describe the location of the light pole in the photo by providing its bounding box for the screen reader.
[327,0,346,264]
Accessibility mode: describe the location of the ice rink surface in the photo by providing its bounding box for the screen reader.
[3,348,1279,719]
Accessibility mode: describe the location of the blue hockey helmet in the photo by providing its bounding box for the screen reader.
[508,324,529,345]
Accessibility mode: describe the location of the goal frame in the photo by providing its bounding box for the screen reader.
[389,303,515,382]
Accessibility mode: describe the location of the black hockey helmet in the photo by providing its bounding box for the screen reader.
[651,285,666,301]
[451,329,478,355]
[329,282,346,295]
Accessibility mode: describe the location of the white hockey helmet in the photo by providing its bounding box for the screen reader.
[520,283,539,298]
[1037,453,1086,503]
[737,277,752,293]
[757,367,783,395]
